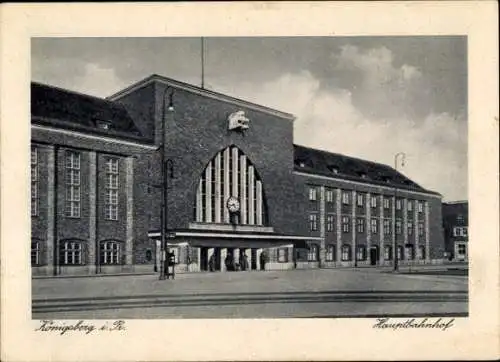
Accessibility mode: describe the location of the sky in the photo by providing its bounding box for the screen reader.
[32,37,467,201]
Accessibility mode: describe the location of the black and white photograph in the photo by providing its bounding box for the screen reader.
[1,2,498,362]
[30,35,468,319]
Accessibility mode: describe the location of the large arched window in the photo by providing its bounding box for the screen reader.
[194,145,267,225]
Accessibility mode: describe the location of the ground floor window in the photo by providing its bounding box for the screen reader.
[341,244,351,261]
[417,245,426,259]
[307,244,318,261]
[356,245,367,261]
[384,245,392,260]
[455,243,467,260]
[100,240,121,265]
[325,244,336,261]
[397,246,404,260]
[405,245,415,260]
[60,240,84,265]
[31,241,41,266]
[278,248,289,263]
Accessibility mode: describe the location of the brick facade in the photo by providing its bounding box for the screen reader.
[31,75,446,276]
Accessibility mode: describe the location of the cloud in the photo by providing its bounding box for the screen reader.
[72,63,126,97]
[213,68,467,202]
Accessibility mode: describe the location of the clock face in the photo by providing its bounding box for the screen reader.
[227,196,240,213]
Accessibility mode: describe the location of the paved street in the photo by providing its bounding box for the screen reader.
[32,267,468,319]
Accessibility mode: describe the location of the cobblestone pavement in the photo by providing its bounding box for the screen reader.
[32,267,468,319]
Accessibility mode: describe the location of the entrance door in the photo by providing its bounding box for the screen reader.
[200,247,208,271]
[251,249,257,270]
[370,246,378,266]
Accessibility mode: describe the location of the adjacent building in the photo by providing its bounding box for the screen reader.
[31,74,445,276]
[442,201,469,262]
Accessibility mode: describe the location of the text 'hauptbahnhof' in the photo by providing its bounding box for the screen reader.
[31,74,445,276]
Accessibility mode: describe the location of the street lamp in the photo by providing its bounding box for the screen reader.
[393,152,406,272]
[159,87,175,280]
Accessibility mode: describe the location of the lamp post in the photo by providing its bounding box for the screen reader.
[159,87,175,280]
[393,152,406,272]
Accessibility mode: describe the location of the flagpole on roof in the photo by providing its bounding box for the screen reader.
[201,37,205,89]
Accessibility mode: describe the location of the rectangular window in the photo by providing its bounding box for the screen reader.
[396,199,402,210]
[309,187,317,201]
[326,214,335,232]
[100,241,121,264]
[383,198,390,209]
[105,158,119,220]
[395,219,402,234]
[383,219,391,235]
[341,245,351,261]
[371,218,378,233]
[418,201,424,213]
[31,241,40,266]
[61,241,83,265]
[325,245,336,261]
[419,222,424,236]
[405,245,414,260]
[371,196,377,208]
[65,151,81,218]
[31,147,38,216]
[326,189,334,203]
[357,218,364,233]
[278,248,288,263]
[418,246,426,260]
[356,246,366,261]
[462,227,468,237]
[407,200,413,211]
[408,222,413,236]
[309,213,318,231]
[384,246,392,260]
[342,191,350,205]
[356,194,364,207]
[457,244,466,255]
[342,216,350,233]
[307,245,318,261]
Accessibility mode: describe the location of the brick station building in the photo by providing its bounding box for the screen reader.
[31,74,445,276]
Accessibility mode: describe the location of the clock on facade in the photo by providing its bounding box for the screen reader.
[226,196,240,213]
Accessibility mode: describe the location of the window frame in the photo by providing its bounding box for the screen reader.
[309,213,318,231]
[277,248,289,263]
[342,191,350,205]
[342,216,350,233]
[325,189,334,203]
[356,217,365,233]
[356,193,364,207]
[307,244,318,262]
[325,244,336,261]
[371,218,378,233]
[396,199,402,210]
[370,196,377,208]
[326,214,335,232]
[341,245,351,261]
[65,151,81,218]
[100,240,121,265]
[308,187,317,201]
[383,198,390,209]
[31,240,41,266]
[31,147,38,217]
[104,157,119,221]
[60,240,84,265]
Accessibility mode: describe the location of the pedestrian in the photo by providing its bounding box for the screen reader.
[241,253,248,271]
[208,254,215,272]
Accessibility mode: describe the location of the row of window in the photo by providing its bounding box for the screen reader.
[452,226,468,237]
[276,244,426,263]
[31,240,123,266]
[309,213,425,235]
[31,148,121,221]
[309,187,425,212]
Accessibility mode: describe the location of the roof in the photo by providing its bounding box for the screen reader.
[293,144,440,195]
[31,82,148,142]
[106,74,296,121]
